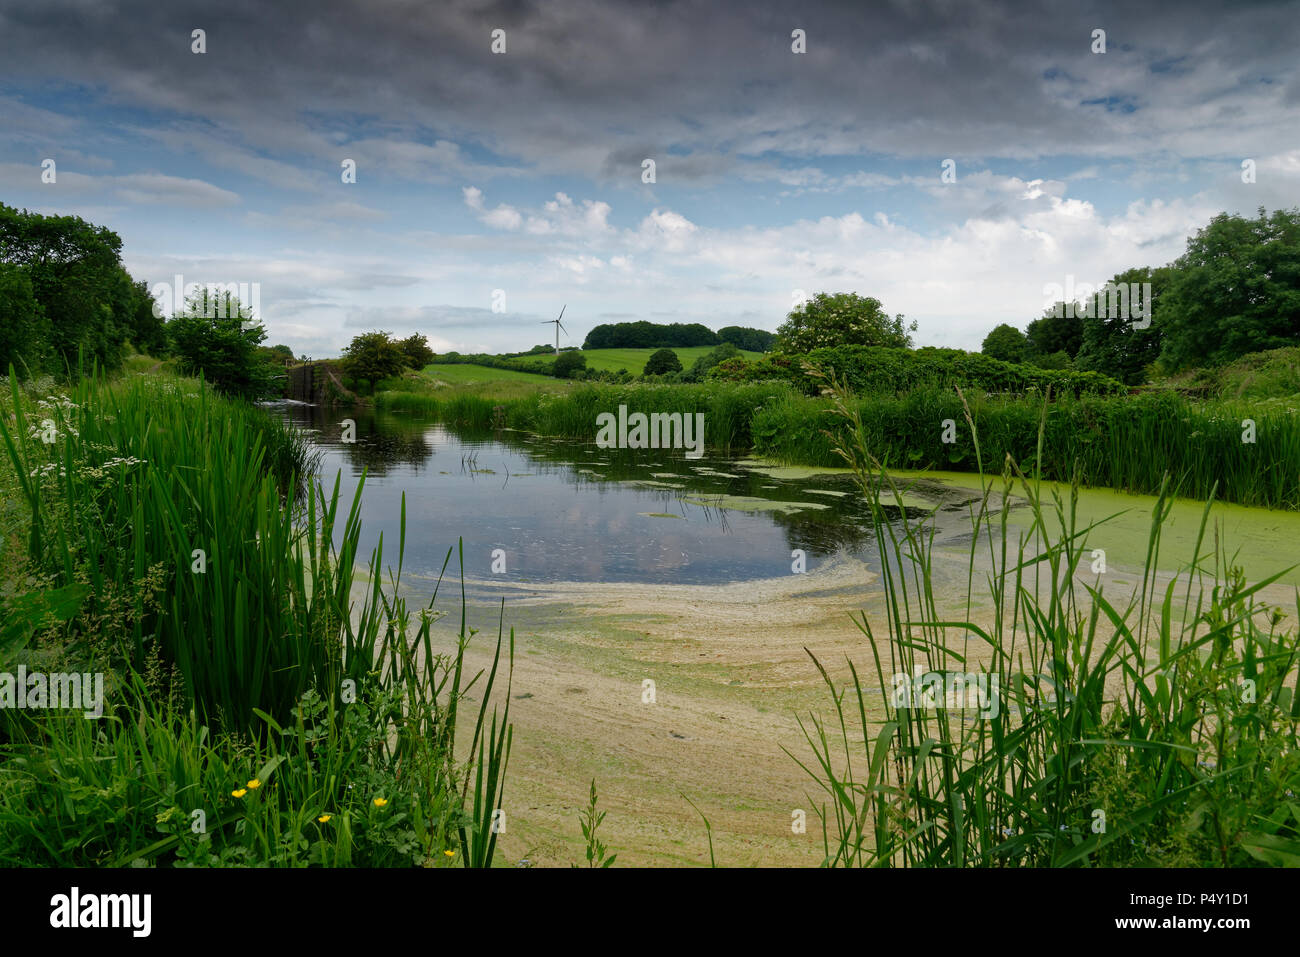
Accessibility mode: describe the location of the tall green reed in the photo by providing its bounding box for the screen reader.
[790,370,1300,866]
[0,366,514,866]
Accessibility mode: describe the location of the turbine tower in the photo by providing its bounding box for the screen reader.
[541,305,567,355]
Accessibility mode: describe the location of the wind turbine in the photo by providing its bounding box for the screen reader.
[541,304,567,355]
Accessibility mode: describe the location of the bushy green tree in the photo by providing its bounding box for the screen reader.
[260,343,296,367]
[775,292,915,353]
[0,203,134,373]
[1026,350,1072,371]
[684,341,740,381]
[126,278,168,356]
[0,264,50,375]
[717,326,776,352]
[167,291,275,398]
[981,323,1028,364]
[340,331,407,386]
[553,349,587,379]
[398,333,436,369]
[1025,309,1083,361]
[643,348,682,376]
[1157,207,1300,370]
[1075,265,1170,385]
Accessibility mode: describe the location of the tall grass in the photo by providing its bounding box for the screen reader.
[0,367,513,867]
[790,374,1300,866]
[377,376,1300,509]
[377,381,796,451]
[752,384,1300,509]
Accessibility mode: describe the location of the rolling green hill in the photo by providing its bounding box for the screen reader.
[421,363,557,385]
[426,346,765,381]
[579,346,763,373]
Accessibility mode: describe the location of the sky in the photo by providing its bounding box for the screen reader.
[1,0,1298,358]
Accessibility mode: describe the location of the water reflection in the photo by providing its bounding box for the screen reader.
[280,404,888,585]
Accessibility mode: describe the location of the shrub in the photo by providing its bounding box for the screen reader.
[554,350,588,379]
[643,348,682,376]
[709,345,1126,398]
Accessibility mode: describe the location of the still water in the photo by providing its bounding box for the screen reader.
[278,404,917,585]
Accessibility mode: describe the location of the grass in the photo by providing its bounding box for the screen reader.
[376,380,796,450]
[790,371,1300,867]
[377,371,1300,510]
[0,366,514,867]
[750,383,1300,510]
[422,363,559,385]
[578,346,763,374]
[1173,346,1300,403]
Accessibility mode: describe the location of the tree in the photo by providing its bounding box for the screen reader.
[0,203,134,373]
[1025,309,1083,361]
[340,331,407,387]
[718,326,776,352]
[553,349,587,379]
[1157,207,1300,370]
[126,277,168,356]
[643,348,682,376]
[981,323,1028,364]
[583,321,719,349]
[398,333,436,369]
[260,344,297,367]
[775,292,915,353]
[167,290,275,398]
[1074,265,1169,385]
[685,341,740,381]
[0,264,50,375]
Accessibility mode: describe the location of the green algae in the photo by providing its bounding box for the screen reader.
[891,469,1300,586]
[681,493,830,515]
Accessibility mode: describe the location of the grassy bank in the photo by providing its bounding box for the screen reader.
[0,368,512,867]
[794,382,1300,866]
[751,384,1300,510]
[376,375,1300,510]
[377,380,797,450]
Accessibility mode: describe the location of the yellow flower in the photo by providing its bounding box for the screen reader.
[246,778,261,790]
[318,814,332,824]
[232,788,247,798]
[443,850,455,858]
[373,797,389,808]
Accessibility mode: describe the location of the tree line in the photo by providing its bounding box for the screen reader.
[582,320,775,352]
[0,203,166,375]
[981,207,1300,385]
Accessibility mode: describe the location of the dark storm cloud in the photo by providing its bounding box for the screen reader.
[2,0,1297,186]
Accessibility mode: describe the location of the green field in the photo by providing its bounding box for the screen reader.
[424,346,765,382]
[579,346,763,372]
[422,363,558,384]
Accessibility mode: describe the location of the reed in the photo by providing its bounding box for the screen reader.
[790,372,1300,866]
[752,385,1300,509]
[0,367,514,867]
